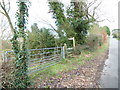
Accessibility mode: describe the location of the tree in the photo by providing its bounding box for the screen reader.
[48,0,66,37]
[68,0,103,43]
[12,0,31,88]
[0,0,15,35]
[27,23,55,49]
[0,0,13,52]
[66,0,89,44]
[0,16,12,40]
[48,0,76,46]
[48,0,103,45]
[103,26,110,36]
[1,0,31,88]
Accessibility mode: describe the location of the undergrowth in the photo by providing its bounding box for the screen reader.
[30,39,109,87]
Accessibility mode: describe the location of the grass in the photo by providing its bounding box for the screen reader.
[117,38,120,40]
[29,58,78,80]
[30,39,109,84]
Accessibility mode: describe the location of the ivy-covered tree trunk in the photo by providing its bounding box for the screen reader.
[48,0,66,37]
[67,0,89,44]
[11,1,30,88]
[48,0,76,46]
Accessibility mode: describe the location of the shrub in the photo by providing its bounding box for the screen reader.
[97,35,103,46]
[73,44,89,55]
[112,33,117,38]
[103,26,110,36]
[73,45,81,55]
[27,24,56,49]
[112,29,120,39]
[86,34,103,51]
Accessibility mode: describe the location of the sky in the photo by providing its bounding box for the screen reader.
[98,0,119,30]
[28,0,119,31]
[0,0,119,38]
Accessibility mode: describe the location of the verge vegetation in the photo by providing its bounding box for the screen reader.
[30,37,109,87]
[0,0,111,88]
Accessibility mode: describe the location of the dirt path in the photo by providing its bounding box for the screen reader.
[36,49,109,88]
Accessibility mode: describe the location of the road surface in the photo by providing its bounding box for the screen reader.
[100,36,118,88]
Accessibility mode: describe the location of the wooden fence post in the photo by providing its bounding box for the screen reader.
[64,43,67,58]
[61,43,67,59]
[73,37,75,51]
[61,46,65,59]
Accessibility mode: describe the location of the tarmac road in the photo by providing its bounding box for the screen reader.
[100,36,118,88]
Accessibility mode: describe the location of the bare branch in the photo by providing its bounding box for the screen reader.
[0,0,14,35]
[2,0,5,8]
[33,16,58,33]
[7,0,10,12]
[87,0,97,9]
[83,0,102,24]
[0,10,6,16]
[92,1,102,17]
[96,19,106,22]
[0,15,11,39]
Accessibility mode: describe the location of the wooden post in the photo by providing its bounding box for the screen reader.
[61,46,65,59]
[54,47,56,58]
[64,43,67,58]
[73,37,75,50]
[68,37,75,50]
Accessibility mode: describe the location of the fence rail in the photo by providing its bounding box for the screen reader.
[2,47,64,75]
[67,48,74,57]
[0,46,74,88]
[1,46,74,77]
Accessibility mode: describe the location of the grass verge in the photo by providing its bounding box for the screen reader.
[30,39,109,85]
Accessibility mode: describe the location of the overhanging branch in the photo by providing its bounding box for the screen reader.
[0,1,14,35]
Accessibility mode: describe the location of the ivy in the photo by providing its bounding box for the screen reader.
[10,0,31,88]
[66,1,90,44]
[48,0,76,46]
[48,0,91,45]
